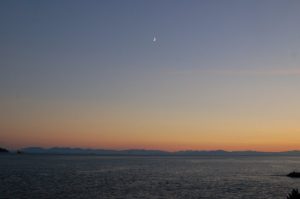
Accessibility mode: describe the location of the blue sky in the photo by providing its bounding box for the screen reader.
[1,0,300,150]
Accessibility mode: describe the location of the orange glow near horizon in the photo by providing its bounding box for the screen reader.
[2,109,300,152]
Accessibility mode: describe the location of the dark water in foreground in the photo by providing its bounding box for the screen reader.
[1,155,300,199]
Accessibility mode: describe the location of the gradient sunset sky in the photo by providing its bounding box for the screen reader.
[1,0,300,151]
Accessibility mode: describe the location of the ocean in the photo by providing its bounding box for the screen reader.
[1,154,300,198]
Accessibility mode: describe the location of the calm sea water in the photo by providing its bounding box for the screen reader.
[1,155,300,199]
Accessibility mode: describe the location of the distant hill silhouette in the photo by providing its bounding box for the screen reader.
[20,147,300,156]
[22,147,168,155]
[0,147,9,153]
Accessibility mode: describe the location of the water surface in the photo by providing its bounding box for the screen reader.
[1,155,300,198]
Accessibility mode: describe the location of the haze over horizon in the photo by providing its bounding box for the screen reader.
[1,0,300,152]
[13,146,300,153]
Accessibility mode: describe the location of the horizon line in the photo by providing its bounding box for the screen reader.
[9,146,300,153]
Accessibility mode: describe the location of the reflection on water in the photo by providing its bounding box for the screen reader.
[1,155,300,199]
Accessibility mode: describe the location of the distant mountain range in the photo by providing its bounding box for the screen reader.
[18,147,300,156]
[21,147,168,155]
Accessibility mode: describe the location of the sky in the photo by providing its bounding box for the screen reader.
[1,0,300,151]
